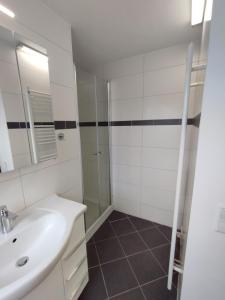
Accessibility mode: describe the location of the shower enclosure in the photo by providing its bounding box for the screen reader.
[76,70,111,229]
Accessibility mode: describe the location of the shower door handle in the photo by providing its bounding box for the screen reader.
[92,152,102,156]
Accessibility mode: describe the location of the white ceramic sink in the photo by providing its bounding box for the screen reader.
[0,195,86,300]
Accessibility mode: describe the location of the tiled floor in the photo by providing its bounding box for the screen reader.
[79,211,177,300]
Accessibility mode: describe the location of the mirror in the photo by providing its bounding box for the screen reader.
[0,25,56,173]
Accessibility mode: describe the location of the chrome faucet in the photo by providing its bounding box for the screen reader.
[0,205,17,234]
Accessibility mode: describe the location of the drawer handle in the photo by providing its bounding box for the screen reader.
[66,256,87,281]
[63,237,85,260]
[68,274,88,300]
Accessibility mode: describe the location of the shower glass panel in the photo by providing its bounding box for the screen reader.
[77,70,111,229]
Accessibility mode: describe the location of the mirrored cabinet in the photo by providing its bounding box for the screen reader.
[0,25,56,173]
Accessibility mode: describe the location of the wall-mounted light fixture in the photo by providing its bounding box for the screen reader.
[0,3,15,18]
[191,0,213,26]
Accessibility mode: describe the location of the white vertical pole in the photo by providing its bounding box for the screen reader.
[167,43,194,290]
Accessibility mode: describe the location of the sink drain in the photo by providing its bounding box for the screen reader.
[16,256,29,267]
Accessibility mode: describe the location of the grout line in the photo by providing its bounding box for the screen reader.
[140,274,168,287]
[108,286,141,299]
[135,228,167,276]
[87,212,177,297]
[88,241,171,270]
[92,217,164,244]
[108,216,128,223]
[128,217,168,280]
[157,226,171,242]
[94,243,110,299]
[109,221,147,300]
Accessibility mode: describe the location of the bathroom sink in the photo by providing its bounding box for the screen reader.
[0,195,86,300]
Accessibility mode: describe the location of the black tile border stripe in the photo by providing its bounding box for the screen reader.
[79,121,96,127]
[7,121,77,130]
[79,115,200,128]
[6,115,201,130]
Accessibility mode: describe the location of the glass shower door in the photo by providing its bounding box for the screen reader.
[77,71,111,229]
[77,71,101,228]
[96,78,111,214]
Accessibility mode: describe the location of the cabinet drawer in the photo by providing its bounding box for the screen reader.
[63,215,85,260]
[62,241,87,280]
[65,259,88,300]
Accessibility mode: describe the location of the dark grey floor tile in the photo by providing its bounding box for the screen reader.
[111,219,136,236]
[139,227,168,249]
[129,216,155,231]
[87,244,99,268]
[110,288,145,300]
[108,210,127,222]
[152,244,170,272]
[79,266,107,300]
[96,237,125,263]
[87,236,95,245]
[101,258,138,297]
[94,221,115,242]
[119,232,147,255]
[142,277,177,300]
[128,251,164,284]
[157,225,172,241]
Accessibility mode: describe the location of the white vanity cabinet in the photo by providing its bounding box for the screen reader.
[23,213,88,300]
[61,214,89,300]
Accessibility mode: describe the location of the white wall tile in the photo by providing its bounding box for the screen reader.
[142,186,175,211]
[114,197,139,217]
[8,129,30,156]
[0,169,19,183]
[0,177,25,212]
[104,55,143,79]
[142,126,181,148]
[0,29,17,65]
[51,84,76,120]
[48,44,74,88]
[0,61,21,93]
[103,43,193,225]
[111,98,143,121]
[117,164,141,185]
[114,181,140,203]
[22,163,60,206]
[143,93,183,119]
[13,153,31,169]
[140,203,173,227]
[142,147,179,170]
[2,92,25,122]
[111,74,143,100]
[144,43,187,72]
[111,126,142,146]
[144,65,185,96]
[61,184,83,203]
[142,167,177,191]
[111,146,141,166]
[56,129,80,162]
[113,181,140,216]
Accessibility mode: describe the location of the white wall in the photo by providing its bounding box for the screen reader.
[181,1,225,299]
[0,0,83,211]
[97,42,200,226]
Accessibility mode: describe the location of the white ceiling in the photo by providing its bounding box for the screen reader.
[42,0,201,71]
